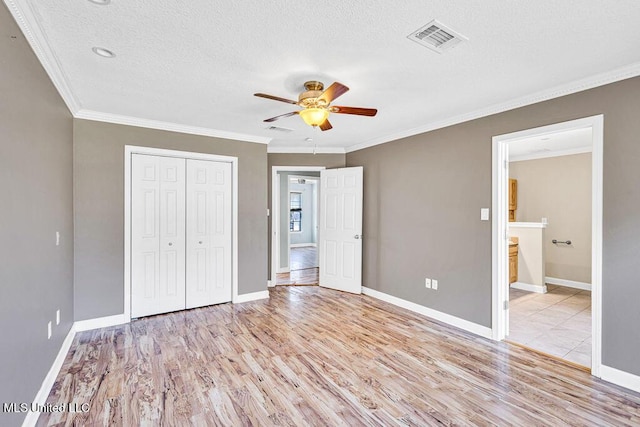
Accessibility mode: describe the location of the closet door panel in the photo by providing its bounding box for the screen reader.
[186,159,232,308]
[131,154,186,317]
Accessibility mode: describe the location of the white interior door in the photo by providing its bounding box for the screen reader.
[319,166,363,294]
[186,159,232,308]
[131,154,186,317]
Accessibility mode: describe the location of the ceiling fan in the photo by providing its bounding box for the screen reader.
[254,81,377,131]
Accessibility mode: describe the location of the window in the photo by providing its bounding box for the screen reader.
[290,192,302,232]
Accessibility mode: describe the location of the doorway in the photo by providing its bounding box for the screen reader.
[491,115,603,376]
[271,167,325,286]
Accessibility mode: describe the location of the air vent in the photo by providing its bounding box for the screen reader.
[407,20,467,53]
[266,125,294,132]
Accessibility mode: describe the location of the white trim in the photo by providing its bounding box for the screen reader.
[76,110,271,145]
[492,114,604,378]
[5,0,80,115]
[74,314,128,332]
[271,166,325,284]
[267,146,346,154]
[267,280,274,288]
[510,282,547,294]
[491,136,509,340]
[346,62,640,153]
[510,146,592,162]
[600,365,640,394]
[362,287,493,340]
[509,222,547,229]
[234,290,270,304]
[545,276,592,291]
[290,243,317,248]
[124,145,240,316]
[22,325,76,427]
[591,115,604,378]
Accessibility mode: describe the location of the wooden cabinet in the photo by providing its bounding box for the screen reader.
[509,243,518,284]
[509,178,517,222]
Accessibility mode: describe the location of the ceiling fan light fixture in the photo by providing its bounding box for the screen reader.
[299,108,329,127]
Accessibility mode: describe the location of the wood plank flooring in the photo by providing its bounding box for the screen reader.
[277,247,319,285]
[276,268,318,286]
[289,247,317,271]
[39,286,640,426]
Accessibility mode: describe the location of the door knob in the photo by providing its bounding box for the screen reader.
[354,235,361,239]
[198,241,203,244]
[168,242,173,246]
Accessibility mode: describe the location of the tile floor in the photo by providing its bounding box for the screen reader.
[508,284,591,367]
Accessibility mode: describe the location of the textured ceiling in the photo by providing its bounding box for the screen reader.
[8,0,640,152]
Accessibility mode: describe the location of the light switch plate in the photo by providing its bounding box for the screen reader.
[481,208,490,221]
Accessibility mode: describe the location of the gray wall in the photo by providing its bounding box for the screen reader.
[267,153,345,277]
[347,75,640,376]
[0,4,74,425]
[74,119,267,321]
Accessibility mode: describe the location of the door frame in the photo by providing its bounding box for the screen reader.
[491,115,603,376]
[124,145,239,322]
[271,166,325,285]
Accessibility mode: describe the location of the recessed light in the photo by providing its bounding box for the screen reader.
[92,47,115,58]
[88,0,111,5]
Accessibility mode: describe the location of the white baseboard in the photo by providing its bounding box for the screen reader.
[545,276,592,291]
[511,281,547,294]
[290,243,317,248]
[74,314,128,332]
[22,325,76,427]
[362,287,493,339]
[276,267,290,274]
[234,290,270,304]
[601,365,640,394]
[267,280,274,288]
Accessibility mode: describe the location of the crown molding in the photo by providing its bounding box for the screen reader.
[75,110,271,144]
[267,146,346,154]
[346,61,640,153]
[5,0,80,114]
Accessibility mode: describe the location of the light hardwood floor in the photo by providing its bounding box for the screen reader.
[39,286,640,426]
[277,247,319,285]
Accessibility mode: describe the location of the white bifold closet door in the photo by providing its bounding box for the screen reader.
[131,154,232,318]
[131,154,187,318]
[185,159,232,308]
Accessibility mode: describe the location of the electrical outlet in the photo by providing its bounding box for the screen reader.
[56,309,60,325]
[432,279,438,290]
[425,278,431,289]
[47,321,52,339]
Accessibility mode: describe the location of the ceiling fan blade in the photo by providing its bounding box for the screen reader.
[318,82,349,104]
[319,119,333,131]
[254,93,299,105]
[264,111,299,122]
[331,106,378,116]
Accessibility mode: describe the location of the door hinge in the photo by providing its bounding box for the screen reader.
[504,300,509,310]
[504,160,508,169]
